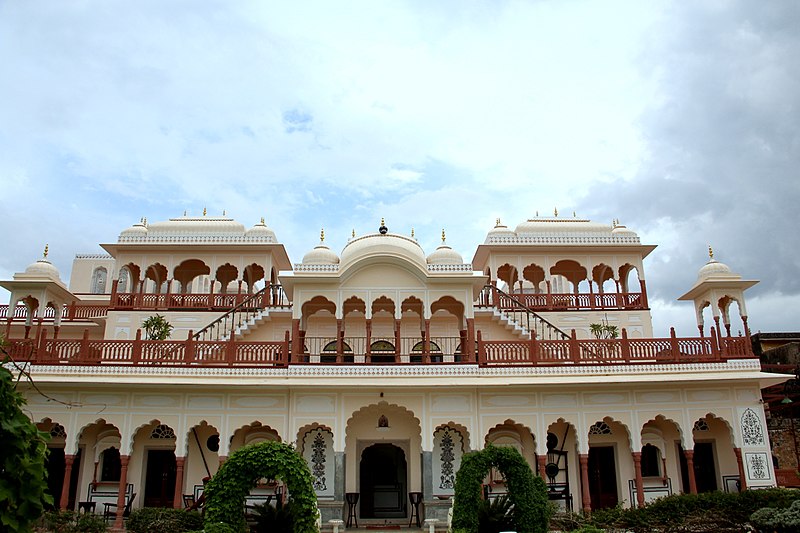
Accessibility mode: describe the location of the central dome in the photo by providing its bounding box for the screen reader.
[340,233,427,271]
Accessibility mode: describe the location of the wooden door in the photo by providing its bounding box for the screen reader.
[588,446,618,509]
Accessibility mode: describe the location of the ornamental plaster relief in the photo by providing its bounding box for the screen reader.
[636,391,680,403]
[686,389,731,402]
[480,394,535,408]
[229,395,284,409]
[583,392,629,405]
[295,395,336,413]
[431,395,472,412]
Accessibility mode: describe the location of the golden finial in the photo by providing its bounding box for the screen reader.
[203,207,207,216]
[143,217,147,225]
[441,229,446,243]
[496,218,501,226]
[43,244,49,259]
[352,228,356,238]
[381,217,385,226]
[320,228,325,242]
[411,227,415,238]
[259,217,264,224]
[554,207,558,217]
[708,245,714,259]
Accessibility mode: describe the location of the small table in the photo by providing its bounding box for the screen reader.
[78,501,96,514]
[345,492,359,528]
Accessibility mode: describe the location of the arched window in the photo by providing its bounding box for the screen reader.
[100,447,121,481]
[641,443,661,477]
[91,267,108,294]
[118,267,130,292]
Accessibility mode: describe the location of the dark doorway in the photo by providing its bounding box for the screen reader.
[588,446,618,509]
[45,448,66,509]
[678,442,718,493]
[144,449,177,507]
[359,443,407,519]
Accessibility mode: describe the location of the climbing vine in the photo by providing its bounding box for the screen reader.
[203,441,318,533]
[452,444,550,533]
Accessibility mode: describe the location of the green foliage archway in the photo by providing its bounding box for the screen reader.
[452,445,550,533]
[203,441,318,533]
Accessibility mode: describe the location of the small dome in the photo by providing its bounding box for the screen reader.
[426,231,463,264]
[487,218,515,238]
[697,258,734,280]
[611,221,636,235]
[245,218,277,240]
[23,246,61,281]
[302,230,340,265]
[120,219,148,237]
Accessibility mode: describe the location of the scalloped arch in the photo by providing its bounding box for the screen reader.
[296,422,334,450]
[434,421,472,452]
[345,401,422,441]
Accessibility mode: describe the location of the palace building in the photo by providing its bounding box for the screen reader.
[1,214,784,528]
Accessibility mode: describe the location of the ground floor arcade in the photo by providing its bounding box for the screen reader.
[27,378,776,529]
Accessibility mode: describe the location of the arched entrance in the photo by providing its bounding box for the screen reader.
[360,443,407,519]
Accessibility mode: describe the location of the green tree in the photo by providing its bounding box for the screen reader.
[0,338,53,532]
[142,314,174,340]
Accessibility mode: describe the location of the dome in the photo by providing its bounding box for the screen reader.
[119,219,148,238]
[611,220,636,235]
[340,229,427,271]
[22,246,61,281]
[487,218,515,238]
[302,230,340,265]
[697,258,736,280]
[245,218,277,240]
[426,231,464,264]
[514,217,609,234]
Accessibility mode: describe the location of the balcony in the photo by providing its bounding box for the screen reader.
[477,285,647,312]
[110,284,289,311]
[5,327,754,368]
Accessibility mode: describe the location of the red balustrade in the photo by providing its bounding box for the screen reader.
[110,284,290,311]
[478,285,646,312]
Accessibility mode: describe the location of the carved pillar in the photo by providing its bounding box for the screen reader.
[394,319,401,360]
[734,448,747,491]
[173,456,185,509]
[113,455,130,530]
[423,319,431,363]
[579,454,591,514]
[639,279,648,308]
[632,452,645,508]
[60,454,75,510]
[466,318,475,362]
[291,319,301,360]
[684,450,698,494]
[365,319,372,357]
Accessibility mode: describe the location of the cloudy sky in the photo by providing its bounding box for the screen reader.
[0,0,797,336]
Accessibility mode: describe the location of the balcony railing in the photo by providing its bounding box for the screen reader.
[4,326,754,368]
[0,303,110,322]
[478,285,647,311]
[111,284,289,311]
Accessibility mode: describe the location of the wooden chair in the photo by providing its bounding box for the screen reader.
[103,492,136,522]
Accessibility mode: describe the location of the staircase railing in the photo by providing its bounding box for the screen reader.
[478,285,571,341]
[193,284,288,342]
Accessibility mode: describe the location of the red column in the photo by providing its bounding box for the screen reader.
[466,318,475,362]
[632,452,645,508]
[60,454,75,510]
[336,319,343,362]
[579,453,592,514]
[394,319,401,360]
[639,279,648,308]
[173,456,185,509]
[423,319,431,363]
[114,455,130,530]
[365,319,372,357]
[537,455,547,479]
[684,450,698,494]
[291,319,301,359]
[734,448,748,491]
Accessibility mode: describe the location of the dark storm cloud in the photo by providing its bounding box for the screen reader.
[580,1,800,302]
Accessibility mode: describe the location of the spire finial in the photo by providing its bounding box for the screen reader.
[260,217,265,224]
[352,228,356,238]
[573,211,576,217]
[183,210,187,217]
[708,245,714,259]
[381,217,385,226]
[535,210,539,217]
[554,207,558,217]
[143,217,147,225]
[223,209,226,216]
[320,228,325,243]
[496,218,501,226]
[43,244,49,259]
[203,207,207,216]
[441,229,446,243]
[411,227,415,238]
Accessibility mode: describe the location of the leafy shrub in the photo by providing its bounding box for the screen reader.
[249,501,296,533]
[126,507,203,533]
[751,499,800,533]
[38,510,107,533]
[0,362,52,533]
[201,522,237,533]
